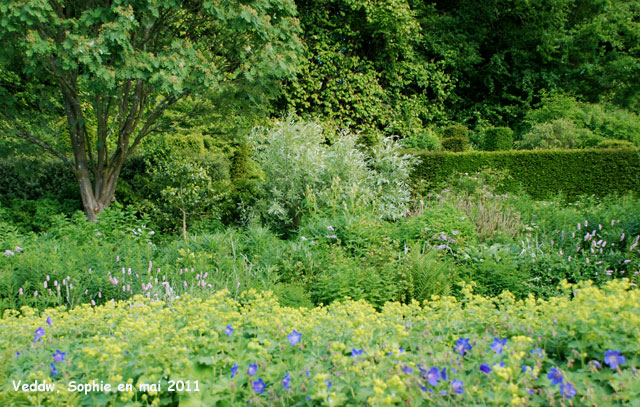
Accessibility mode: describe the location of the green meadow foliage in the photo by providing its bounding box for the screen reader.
[3,172,639,314]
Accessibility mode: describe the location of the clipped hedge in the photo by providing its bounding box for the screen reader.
[412,148,640,199]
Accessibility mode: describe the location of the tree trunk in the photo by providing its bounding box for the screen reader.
[77,169,119,222]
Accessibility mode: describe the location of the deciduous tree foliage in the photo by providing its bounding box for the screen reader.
[279,0,639,135]
[279,0,453,139]
[0,0,301,220]
[414,0,640,127]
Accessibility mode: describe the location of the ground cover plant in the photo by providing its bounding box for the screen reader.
[1,280,639,407]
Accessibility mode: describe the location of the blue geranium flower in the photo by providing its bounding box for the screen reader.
[454,338,472,355]
[547,368,563,385]
[560,382,577,399]
[441,367,447,381]
[402,366,413,374]
[351,348,363,357]
[224,325,234,336]
[50,362,58,376]
[451,379,464,394]
[248,363,258,376]
[53,350,65,362]
[325,379,332,389]
[480,364,491,374]
[33,327,45,343]
[282,373,291,390]
[230,363,238,378]
[46,317,52,326]
[252,378,266,394]
[427,367,441,386]
[287,330,302,346]
[490,338,507,354]
[604,350,626,370]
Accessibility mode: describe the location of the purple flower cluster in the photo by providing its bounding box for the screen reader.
[546,368,576,399]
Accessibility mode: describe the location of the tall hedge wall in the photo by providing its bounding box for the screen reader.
[411,148,640,199]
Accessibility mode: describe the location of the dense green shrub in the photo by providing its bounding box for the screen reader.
[0,159,77,202]
[517,119,597,149]
[597,139,638,149]
[400,128,442,151]
[163,133,206,156]
[412,149,640,199]
[443,124,470,140]
[483,127,514,151]
[442,136,469,152]
[526,94,640,146]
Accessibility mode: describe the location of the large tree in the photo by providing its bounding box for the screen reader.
[0,0,301,221]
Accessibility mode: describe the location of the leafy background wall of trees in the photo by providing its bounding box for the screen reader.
[1,0,639,233]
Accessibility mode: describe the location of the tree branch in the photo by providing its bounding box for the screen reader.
[9,123,73,170]
[126,94,182,156]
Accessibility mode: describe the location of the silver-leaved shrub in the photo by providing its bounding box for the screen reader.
[250,116,415,233]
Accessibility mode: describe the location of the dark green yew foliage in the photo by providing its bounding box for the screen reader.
[441,125,470,152]
[413,149,640,199]
[483,127,514,151]
[596,139,638,150]
[442,136,469,152]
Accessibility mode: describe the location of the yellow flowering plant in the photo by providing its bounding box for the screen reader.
[1,280,638,406]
